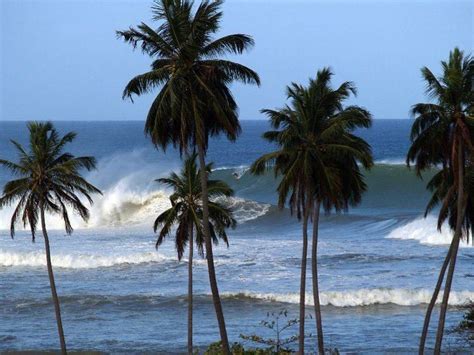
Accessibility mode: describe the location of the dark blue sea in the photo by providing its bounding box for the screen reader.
[0,120,472,353]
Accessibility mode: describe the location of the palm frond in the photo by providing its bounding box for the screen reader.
[0,122,101,239]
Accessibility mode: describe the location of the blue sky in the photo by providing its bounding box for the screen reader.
[1,0,472,121]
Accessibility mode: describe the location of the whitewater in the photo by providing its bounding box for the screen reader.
[0,120,473,353]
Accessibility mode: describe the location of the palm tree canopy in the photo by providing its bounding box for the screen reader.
[117,0,260,154]
[251,68,373,218]
[154,153,236,259]
[407,48,474,239]
[0,122,102,240]
[407,47,474,174]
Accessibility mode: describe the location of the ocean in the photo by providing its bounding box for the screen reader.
[0,119,472,353]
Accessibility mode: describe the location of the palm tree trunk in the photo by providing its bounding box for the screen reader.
[312,201,324,354]
[434,141,465,354]
[434,229,460,354]
[298,200,311,355]
[188,224,194,355]
[197,143,230,355]
[40,207,67,355]
[418,240,454,355]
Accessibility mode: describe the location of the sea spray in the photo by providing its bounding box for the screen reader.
[0,150,271,231]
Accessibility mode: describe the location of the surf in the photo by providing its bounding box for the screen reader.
[221,288,474,307]
[387,216,473,248]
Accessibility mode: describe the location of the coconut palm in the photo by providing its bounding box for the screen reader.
[0,122,101,355]
[117,1,259,350]
[251,68,373,354]
[154,154,236,355]
[407,47,474,354]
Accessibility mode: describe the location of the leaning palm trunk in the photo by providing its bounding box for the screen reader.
[312,201,324,354]
[418,240,454,354]
[197,144,230,354]
[434,227,461,354]
[188,224,194,355]
[298,200,311,355]
[41,207,67,355]
[434,141,465,354]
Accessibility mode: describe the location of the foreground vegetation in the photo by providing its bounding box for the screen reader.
[407,47,474,353]
[154,154,236,354]
[117,1,260,351]
[456,303,474,348]
[0,122,101,354]
[250,69,373,354]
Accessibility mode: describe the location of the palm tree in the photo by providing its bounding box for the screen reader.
[153,154,236,355]
[0,122,101,355]
[407,48,474,354]
[251,68,373,354]
[117,1,259,350]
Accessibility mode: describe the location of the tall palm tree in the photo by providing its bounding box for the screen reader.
[407,47,474,354]
[153,154,236,355]
[0,122,101,355]
[251,68,373,354]
[117,1,259,350]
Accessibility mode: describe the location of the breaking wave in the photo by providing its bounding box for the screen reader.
[0,250,176,269]
[0,249,255,269]
[218,196,270,223]
[374,158,406,165]
[0,151,271,231]
[222,288,474,307]
[0,149,434,233]
[387,216,473,248]
[7,289,474,310]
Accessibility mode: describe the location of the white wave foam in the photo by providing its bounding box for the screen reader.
[0,150,176,231]
[0,189,270,230]
[0,250,176,269]
[0,248,255,269]
[212,165,249,170]
[212,165,250,179]
[90,186,170,228]
[0,187,172,231]
[0,150,269,230]
[222,197,270,223]
[374,158,406,165]
[223,288,474,307]
[387,216,472,248]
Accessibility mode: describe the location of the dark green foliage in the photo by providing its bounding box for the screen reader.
[0,121,101,354]
[119,2,260,349]
[204,312,339,354]
[154,153,236,258]
[407,47,474,238]
[408,47,474,353]
[458,304,474,333]
[450,303,474,348]
[117,0,260,154]
[0,121,102,239]
[251,67,373,218]
[117,0,260,354]
[251,68,372,353]
[204,341,289,355]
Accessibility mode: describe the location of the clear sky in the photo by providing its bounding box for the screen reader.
[1,0,472,121]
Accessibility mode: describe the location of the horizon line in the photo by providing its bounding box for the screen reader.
[0,118,412,122]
